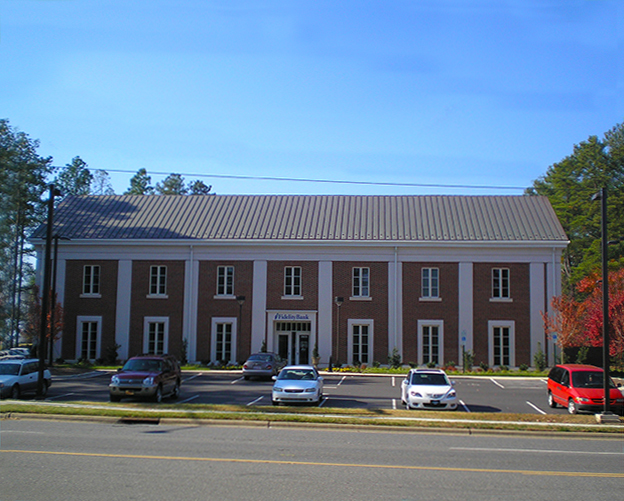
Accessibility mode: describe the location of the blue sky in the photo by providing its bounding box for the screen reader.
[1,0,622,195]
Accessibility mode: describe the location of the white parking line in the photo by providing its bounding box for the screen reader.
[392,398,397,410]
[247,396,264,406]
[526,400,547,415]
[178,395,199,404]
[392,377,396,387]
[46,393,75,400]
[231,377,244,384]
[318,396,327,407]
[490,378,505,389]
[459,399,471,412]
[182,373,203,382]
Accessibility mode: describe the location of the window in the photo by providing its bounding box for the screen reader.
[81,322,98,360]
[150,265,167,296]
[492,268,510,299]
[217,266,234,296]
[76,316,101,361]
[418,320,444,366]
[421,268,439,298]
[352,267,370,297]
[145,320,167,355]
[82,265,100,296]
[488,321,515,367]
[284,267,302,297]
[352,324,370,365]
[215,323,233,362]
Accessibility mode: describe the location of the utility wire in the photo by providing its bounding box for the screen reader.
[103,168,527,191]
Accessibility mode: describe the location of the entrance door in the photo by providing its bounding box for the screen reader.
[297,334,310,365]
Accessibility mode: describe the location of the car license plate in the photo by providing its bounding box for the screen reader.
[125,390,135,395]
[431,400,440,405]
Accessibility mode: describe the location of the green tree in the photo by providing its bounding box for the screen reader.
[124,168,154,195]
[55,156,92,196]
[527,122,624,289]
[91,170,115,195]
[156,173,187,195]
[189,180,213,195]
[0,119,54,348]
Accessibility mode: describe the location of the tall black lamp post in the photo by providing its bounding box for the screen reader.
[236,295,245,363]
[332,297,344,371]
[37,185,61,399]
[592,187,614,420]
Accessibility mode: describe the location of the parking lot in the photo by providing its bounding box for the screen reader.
[37,370,581,416]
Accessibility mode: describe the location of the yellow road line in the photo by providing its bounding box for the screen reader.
[2,449,623,478]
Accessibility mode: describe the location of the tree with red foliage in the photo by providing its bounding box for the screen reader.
[22,285,64,350]
[544,269,624,364]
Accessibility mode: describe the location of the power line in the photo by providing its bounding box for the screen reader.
[103,169,527,191]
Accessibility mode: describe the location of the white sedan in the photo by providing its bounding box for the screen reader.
[401,368,458,410]
[0,359,52,399]
[272,365,324,405]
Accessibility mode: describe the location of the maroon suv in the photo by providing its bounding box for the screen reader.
[547,364,624,415]
[109,354,181,403]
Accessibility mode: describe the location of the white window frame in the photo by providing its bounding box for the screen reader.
[491,268,511,301]
[216,266,235,297]
[143,317,169,355]
[488,320,515,367]
[149,265,168,298]
[421,267,440,300]
[211,317,237,364]
[283,266,302,298]
[82,265,101,297]
[347,319,374,366]
[417,320,444,367]
[76,316,102,361]
[351,267,370,299]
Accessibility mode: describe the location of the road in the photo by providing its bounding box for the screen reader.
[1,418,622,501]
[41,370,581,416]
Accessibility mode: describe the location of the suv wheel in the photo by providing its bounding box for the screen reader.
[11,384,20,399]
[154,385,163,403]
[568,399,578,415]
[548,391,557,408]
[171,381,180,400]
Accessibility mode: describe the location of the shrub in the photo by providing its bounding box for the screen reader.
[534,343,547,371]
[388,348,402,369]
[519,364,529,371]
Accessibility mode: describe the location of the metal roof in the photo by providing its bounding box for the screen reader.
[30,195,568,243]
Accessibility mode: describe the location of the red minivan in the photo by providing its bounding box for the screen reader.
[547,364,624,415]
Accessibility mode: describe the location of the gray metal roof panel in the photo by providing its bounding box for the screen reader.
[30,194,569,243]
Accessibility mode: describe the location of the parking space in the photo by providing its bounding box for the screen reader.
[37,370,613,416]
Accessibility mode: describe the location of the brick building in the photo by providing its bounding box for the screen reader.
[30,195,568,368]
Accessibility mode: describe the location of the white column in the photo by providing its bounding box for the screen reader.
[318,261,333,367]
[530,262,546,366]
[184,250,199,363]
[458,262,474,360]
[115,260,132,360]
[252,260,268,352]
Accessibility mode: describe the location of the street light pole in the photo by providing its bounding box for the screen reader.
[37,185,60,399]
[236,295,245,364]
[592,187,614,420]
[333,297,344,371]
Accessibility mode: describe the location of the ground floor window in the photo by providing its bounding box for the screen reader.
[418,320,444,367]
[144,317,169,355]
[489,321,515,367]
[76,316,101,361]
[211,317,237,364]
[347,319,373,366]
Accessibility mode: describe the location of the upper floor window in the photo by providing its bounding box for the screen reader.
[492,268,510,299]
[421,268,439,298]
[284,266,302,297]
[150,265,167,296]
[82,265,100,296]
[217,266,234,296]
[352,267,370,298]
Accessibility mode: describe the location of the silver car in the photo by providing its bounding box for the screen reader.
[243,352,286,380]
[272,365,324,405]
[0,359,52,399]
[400,368,458,410]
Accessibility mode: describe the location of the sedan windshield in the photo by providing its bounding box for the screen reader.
[0,363,20,376]
[278,369,316,380]
[410,373,448,386]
